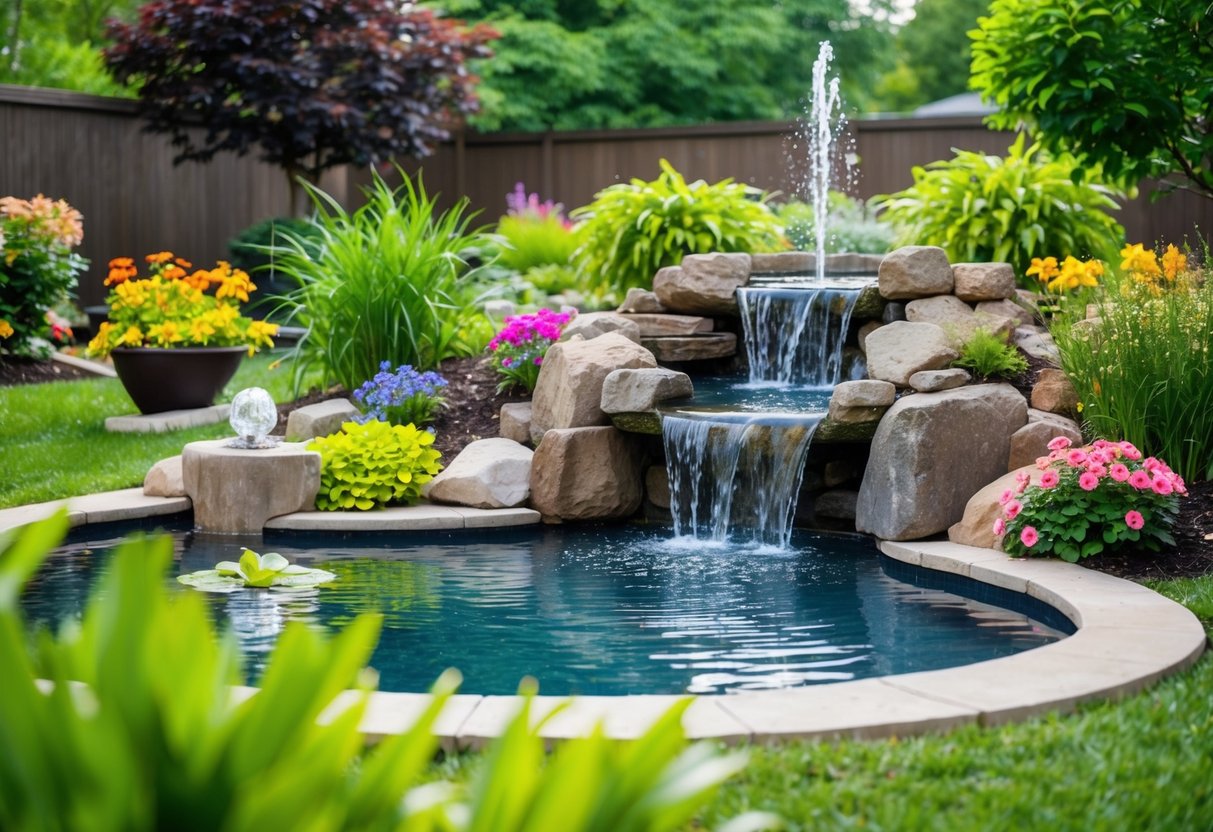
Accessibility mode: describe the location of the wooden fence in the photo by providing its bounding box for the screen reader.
[3,84,1210,308]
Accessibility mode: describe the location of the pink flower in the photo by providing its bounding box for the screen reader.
[1020,526,1039,547]
[1039,470,1060,488]
[1036,456,1052,470]
[993,518,1006,536]
[1174,476,1187,495]
[1119,441,1142,460]
[1124,510,1144,530]
[1151,476,1173,496]
[1047,436,1073,451]
[1087,449,1109,465]
[1129,470,1152,490]
[1143,457,1161,472]
[1004,499,1022,520]
[1109,463,1130,482]
[1086,463,1107,479]
[999,489,1014,505]
[1078,471,1100,491]
[1066,449,1088,466]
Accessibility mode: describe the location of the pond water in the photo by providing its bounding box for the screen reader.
[23,517,1072,696]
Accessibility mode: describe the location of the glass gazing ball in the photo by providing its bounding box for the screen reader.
[229,387,278,444]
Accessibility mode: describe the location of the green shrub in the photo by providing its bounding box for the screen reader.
[495,213,578,273]
[1,512,769,831]
[778,193,894,254]
[571,159,785,296]
[227,216,325,317]
[270,170,498,393]
[872,134,1124,282]
[952,328,1028,380]
[308,419,443,511]
[1053,263,1213,482]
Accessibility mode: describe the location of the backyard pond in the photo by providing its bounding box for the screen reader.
[23,517,1073,696]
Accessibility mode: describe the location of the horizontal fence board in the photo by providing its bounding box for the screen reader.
[4,84,1210,312]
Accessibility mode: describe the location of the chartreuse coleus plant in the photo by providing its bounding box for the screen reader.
[177,548,336,591]
[571,158,785,296]
[308,420,443,511]
[0,511,775,831]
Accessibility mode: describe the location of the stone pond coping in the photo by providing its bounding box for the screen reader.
[1,490,1205,748]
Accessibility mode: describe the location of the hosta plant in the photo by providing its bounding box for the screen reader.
[308,420,443,511]
[873,134,1124,283]
[177,548,336,591]
[486,308,574,393]
[571,159,785,296]
[996,436,1184,562]
[352,362,448,427]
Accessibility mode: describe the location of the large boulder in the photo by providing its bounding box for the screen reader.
[864,321,959,387]
[425,438,533,509]
[905,295,1015,346]
[601,367,693,413]
[878,246,953,299]
[182,439,321,534]
[530,333,657,444]
[976,298,1035,328]
[558,312,641,343]
[952,262,1016,302]
[948,464,1045,549]
[855,384,1028,540]
[652,252,751,315]
[529,427,645,521]
[1007,410,1083,470]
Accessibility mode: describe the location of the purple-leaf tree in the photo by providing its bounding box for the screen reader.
[104,0,497,212]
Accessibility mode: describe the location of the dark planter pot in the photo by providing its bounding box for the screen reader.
[111,346,246,414]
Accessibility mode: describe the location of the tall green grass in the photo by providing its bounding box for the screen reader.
[495,213,577,272]
[270,171,499,394]
[1053,268,1213,481]
[0,354,314,508]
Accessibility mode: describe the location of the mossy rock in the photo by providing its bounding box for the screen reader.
[610,411,663,435]
[851,283,886,320]
[813,414,882,443]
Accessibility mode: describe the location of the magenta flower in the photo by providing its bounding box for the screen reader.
[1066,449,1088,466]
[1109,463,1131,482]
[1124,510,1145,530]
[1086,463,1107,478]
[1039,470,1060,488]
[993,517,1007,536]
[1004,499,1022,519]
[1047,436,1073,451]
[1151,476,1174,496]
[1078,471,1100,491]
[1119,441,1142,460]
[1129,470,1152,490]
[1020,526,1039,547]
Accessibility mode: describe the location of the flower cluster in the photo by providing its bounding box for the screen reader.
[486,308,574,393]
[1120,242,1188,286]
[996,436,1185,562]
[506,182,573,229]
[1026,254,1104,293]
[352,362,448,427]
[0,194,88,356]
[87,252,277,358]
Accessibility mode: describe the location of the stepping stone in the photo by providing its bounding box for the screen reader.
[640,333,736,362]
[617,313,713,336]
[106,404,230,433]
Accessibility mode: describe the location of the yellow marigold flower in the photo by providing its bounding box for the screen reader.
[114,280,148,308]
[117,325,144,347]
[1026,256,1059,284]
[1161,244,1187,281]
[147,321,184,346]
[188,317,217,342]
[1120,243,1161,278]
[0,319,13,339]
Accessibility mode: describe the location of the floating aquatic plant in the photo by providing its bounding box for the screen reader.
[177,548,336,592]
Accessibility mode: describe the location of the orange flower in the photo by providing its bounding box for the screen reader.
[105,256,138,286]
[145,251,174,265]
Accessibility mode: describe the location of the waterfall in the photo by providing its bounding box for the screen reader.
[737,283,860,387]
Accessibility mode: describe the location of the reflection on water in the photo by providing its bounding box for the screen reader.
[26,519,1071,696]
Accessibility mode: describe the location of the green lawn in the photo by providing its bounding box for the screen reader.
[0,352,319,508]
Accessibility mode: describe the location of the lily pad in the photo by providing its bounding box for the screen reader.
[178,548,336,593]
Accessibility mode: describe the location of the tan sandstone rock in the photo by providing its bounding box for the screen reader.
[948,464,1045,549]
[652,252,752,315]
[952,262,1016,302]
[143,455,185,497]
[529,427,645,521]
[182,439,321,534]
[864,320,959,387]
[878,246,954,299]
[425,438,533,509]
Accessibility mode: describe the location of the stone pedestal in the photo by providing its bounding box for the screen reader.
[182,439,321,534]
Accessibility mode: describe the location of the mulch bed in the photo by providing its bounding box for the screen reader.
[6,354,1212,581]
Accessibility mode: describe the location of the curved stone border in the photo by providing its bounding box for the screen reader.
[2,493,1204,747]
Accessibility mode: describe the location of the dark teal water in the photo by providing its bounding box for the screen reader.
[23,518,1071,696]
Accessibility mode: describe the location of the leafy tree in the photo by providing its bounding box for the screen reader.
[104,0,497,212]
[0,0,139,95]
[877,0,991,112]
[971,0,1213,198]
[433,0,897,131]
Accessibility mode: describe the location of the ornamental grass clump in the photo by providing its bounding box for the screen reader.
[86,251,278,358]
[952,327,1028,380]
[996,436,1184,562]
[1052,245,1213,481]
[0,194,88,358]
[351,362,447,427]
[309,420,442,511]
[486,308,574,393]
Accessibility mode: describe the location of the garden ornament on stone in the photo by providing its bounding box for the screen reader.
[228,387,281,448]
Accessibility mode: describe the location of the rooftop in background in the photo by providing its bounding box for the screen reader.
[913,92,997,118]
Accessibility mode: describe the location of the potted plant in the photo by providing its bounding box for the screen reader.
[86,252,278,413]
